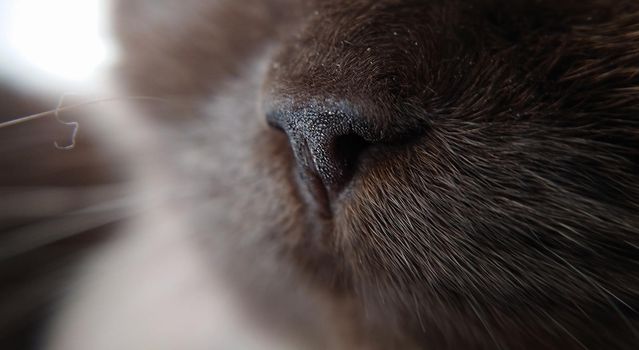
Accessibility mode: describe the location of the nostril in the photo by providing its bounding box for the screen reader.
[333,133,370,189]
[265,101,376,205]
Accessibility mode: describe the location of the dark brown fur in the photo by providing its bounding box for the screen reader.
[260,1,639,348]
[1,0,639,349]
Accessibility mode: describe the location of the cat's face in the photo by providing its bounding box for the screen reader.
[49,0,639,349]
[251,1,639,347]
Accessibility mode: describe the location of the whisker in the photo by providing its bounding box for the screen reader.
[0,185,131,218]
[0,96,166,129]
[0,94,168,150]
[53,93,81,150]
[0,196,145,261]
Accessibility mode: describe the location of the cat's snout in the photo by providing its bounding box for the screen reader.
[266,100,374,200]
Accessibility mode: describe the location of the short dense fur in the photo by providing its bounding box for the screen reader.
[263,1,639,348]
[1,0,639,349]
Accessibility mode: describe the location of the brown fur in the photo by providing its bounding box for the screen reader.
[1,0,639,349]
[259,1,639,348]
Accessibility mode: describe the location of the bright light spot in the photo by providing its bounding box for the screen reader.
[0,0,117,91]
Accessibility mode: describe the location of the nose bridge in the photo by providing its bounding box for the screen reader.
[267,99,357,139]
[294,103,351,139]
[264,1,439,103]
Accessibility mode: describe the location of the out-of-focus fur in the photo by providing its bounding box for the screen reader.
[1,0,639,349]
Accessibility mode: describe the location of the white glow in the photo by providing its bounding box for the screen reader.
[0,0,117,91]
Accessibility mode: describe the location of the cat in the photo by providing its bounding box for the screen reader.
[1,0,639,349]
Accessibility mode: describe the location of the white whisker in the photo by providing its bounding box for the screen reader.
[0,185,130,217]
[0,196,145,260]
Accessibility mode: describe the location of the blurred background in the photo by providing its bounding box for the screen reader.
[0,0,116,94]
[0,1,122,348]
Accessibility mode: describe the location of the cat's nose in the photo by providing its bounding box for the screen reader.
[266,101,376,195]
